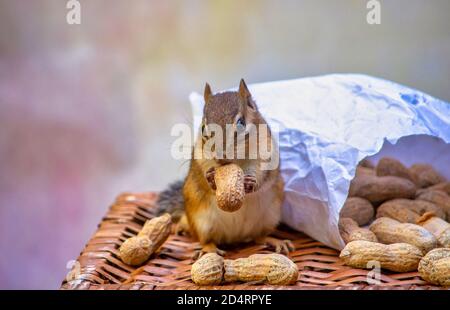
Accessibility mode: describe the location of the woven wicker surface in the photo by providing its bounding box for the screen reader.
[61,192,446,290]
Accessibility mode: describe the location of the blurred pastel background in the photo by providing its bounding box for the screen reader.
[0,0,449,289]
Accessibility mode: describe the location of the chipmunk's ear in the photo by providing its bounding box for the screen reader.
[239,79,250,99]
[204,83,212,103]
[239,79,256,110]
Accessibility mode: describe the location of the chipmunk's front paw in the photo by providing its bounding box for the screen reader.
[244,174,258,193]
[192,243,226,260]
[205,167,217,190]
[256,237,295,255]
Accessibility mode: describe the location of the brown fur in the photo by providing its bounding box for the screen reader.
[182,80,285,252]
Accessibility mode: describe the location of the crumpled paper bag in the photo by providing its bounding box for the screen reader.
[189,74,450,250]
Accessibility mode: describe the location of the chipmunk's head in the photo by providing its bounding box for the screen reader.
[201,79,266,164]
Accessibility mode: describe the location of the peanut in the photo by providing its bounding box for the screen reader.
[358,158,375,169]
[369,217,437,254]
[119,213,172,266]
[418,248,450,286]
[376,201,421,223]
[340,240,423,272]
[349,175,416,204]
[119,236,153,266]
[417,212,450,248]
[224,254,298,285]
[410,164,446,188]
[138,213,172,249]
[376,199,446,222]
[376,157,416,183]
[355,166,375,178]
[416,189,450,220]
[421,182,450,196]
[340,197,374,226]
[191,253,224,286]
[339,218,378,244]
[191,253,298,286]
[214,164,245,212]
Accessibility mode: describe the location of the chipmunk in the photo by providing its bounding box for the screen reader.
[156,79,292,258]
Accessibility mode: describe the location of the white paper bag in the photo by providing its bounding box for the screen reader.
[189,74,450,250]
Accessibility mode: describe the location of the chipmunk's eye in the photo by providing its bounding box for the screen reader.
[236,117,246,131]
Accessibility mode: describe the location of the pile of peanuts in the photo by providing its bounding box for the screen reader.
[339,157,450,286]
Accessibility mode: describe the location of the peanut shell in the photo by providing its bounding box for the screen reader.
[339,218,378,244]
[191,253,224,286]
[418,248,450,286]
[214,164,245,212]
[138,213,172,252]
[376,199,446,222]
[376,157,416,183]
[369,217,437,254]
[355,166,375,178]
[224,254,298,285]
[349,175,416,204]
[376,202,421,223]
[416,189,450,220]
[358,158,375,169]
[420,182,450,196]
[410,164,446,188]
[417,212,450,248]
[191,253,298,286]
[340,240,423,272]
[340,197,374,226]
[119,214,172,266]
[119,236,153,266]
